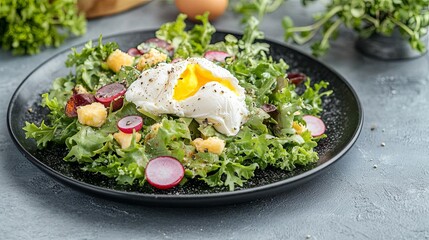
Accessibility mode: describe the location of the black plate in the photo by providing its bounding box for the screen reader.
[7,30,363,207]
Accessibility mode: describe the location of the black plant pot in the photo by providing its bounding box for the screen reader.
[355,29,428,60]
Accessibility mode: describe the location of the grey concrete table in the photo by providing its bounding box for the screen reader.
[1,1,428,239]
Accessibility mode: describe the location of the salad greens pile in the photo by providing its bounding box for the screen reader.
[24,14,331,191]
[0,0,86,55]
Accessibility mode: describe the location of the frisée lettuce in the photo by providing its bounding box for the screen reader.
[24,14,332,191]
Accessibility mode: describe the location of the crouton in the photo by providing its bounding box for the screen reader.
[77,102,107,127]
[106,49,134,73]
[192,137,225,155]
[113,131,142,149]
[136,48,167,71]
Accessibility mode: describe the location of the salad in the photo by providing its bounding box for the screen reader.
[24,14,332,191]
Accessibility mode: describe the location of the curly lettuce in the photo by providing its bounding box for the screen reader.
[24,14,332,191]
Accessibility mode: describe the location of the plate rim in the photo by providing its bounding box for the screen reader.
[7,29,364,203]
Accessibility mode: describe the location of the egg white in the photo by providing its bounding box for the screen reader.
[125,57,249,136]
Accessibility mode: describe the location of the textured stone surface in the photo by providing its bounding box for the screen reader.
[1,1,428,239]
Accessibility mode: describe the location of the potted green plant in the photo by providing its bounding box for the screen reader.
[234,0,429,59]
[283,0,429,59]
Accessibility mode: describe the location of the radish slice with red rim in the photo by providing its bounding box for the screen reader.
[145,156,185,190]
[203,51,231,63]
[127,47,142,56]
[303,115,326,137]
[65,93,95,117]
[287,72,307,85]
[117,116,143,133]
[143,38,174,56]
[261,103,277,113]
[95,83,126,111]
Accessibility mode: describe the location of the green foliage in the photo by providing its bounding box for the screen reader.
[233,0,429,57]
[145,118,193,159]
[66,36,118,91]
[156,12,215,58]
[234,0,285,21]
[0,0,86,55]
[24,93,78,148]
[283,0,429,56]
[301,80,333,115]
[23,121,55,148]
[203,160,258,191]
[64,126,113,162]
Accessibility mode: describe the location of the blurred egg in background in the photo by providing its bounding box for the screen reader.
[175,0,228,21]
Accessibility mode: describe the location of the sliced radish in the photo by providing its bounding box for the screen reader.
[287,72,307,85]
[95,83,126,111]
[303,115,326,137]
[127,47,143,56]
[144,38,174,56]
[261,103,277,113]
[203,51,231,63]
[117,116,143,133]
[65,93,95,117]
[145,156,184,190]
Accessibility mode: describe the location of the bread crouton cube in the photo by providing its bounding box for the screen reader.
[106,49,134,73]
[192,137,225,155]
[77,102,107,127]
[113,131,142,149]
[136,48,167,71]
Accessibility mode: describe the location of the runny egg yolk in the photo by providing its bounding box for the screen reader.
[173,64,238,101]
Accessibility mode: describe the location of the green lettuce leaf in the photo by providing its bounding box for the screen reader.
[203,159,257,191]
[145,117,193,160]
[156,14,188,50]
[23,121,55,148]
[48,74,75,106]
[65,36,118,91]
[183,152,221,178]
[114,138,148,185]
[156,13,215,58]
[24,93,78,147]
[301,80,333,115]
[64,126,113,162]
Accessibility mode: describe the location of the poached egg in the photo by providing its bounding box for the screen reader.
[125,57,249,136]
